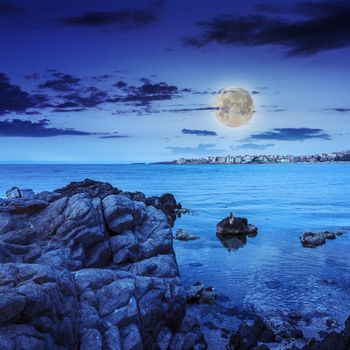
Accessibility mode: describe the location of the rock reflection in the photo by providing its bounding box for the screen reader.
[216,231,257,252]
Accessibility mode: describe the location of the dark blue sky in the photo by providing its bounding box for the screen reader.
[0,0,349,162]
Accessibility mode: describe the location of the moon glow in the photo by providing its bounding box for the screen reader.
[215,87,254,127]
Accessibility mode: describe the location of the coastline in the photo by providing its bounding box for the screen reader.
[0,178,349,349]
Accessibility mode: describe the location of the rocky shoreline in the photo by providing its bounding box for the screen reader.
[0,179,205,350]
[0,179,349,350]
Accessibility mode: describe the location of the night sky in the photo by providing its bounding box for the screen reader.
[1,0,349,163]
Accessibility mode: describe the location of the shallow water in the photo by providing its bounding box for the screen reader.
[1,163,349,329]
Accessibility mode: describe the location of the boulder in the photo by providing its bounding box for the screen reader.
[186,282,216,305]
[216,212,257,236]
[301,316,350,350]
[53,178,184,226]
[0,180,205,349]
[300,231,344,248]
[6,187,21,198]
[6,187,35,199]
[300,232,326,248]
[174,228,199,241]
[229,318,276,350]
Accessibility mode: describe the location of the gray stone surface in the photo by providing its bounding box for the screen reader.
[300,231,344,248]
[0,180,206,350]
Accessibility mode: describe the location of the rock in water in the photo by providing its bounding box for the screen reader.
[216,212,257,236]
[174,228,199,241]
[300,232,326,248]
[229,318,275,349]
[300,231,344,248]
[186,282,216,304]
[0,180,206,349]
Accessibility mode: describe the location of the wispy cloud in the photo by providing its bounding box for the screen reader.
[248,128,331,141]
[164,106,218,113]
[184,1,350,56]
[233,143,275,150]
[0,119,126,139]
[39,73,81,92]
[166,143,222,155]
[181,129,217,136]
[58,1,163,30]
[325,108,350,113]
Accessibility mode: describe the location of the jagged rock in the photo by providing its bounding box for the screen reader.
[5,186,21,199]
[344,316,350,345]
[301,316,350,350]
[145,193,182,226]
[302,333,346,350]
[251,318,276,342]
[174,228,199,241]
[52,178,183,226]
[300,232,326,248]
[300,231,343,248]
[229,318,275,350]
[6,187,36,199]
[186,282,216,305]
[216,212,257,236]
[0,180,205,349]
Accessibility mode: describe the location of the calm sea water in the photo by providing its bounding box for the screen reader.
[1,163,350,331]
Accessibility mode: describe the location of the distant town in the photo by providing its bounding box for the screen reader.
[160,150,350,165]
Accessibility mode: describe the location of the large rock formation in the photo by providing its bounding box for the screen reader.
[0,180,206,350]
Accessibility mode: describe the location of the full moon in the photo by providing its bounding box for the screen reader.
[215,87,254,127]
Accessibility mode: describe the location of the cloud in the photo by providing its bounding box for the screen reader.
[0,1,23,15]
[248,128,331,141]
[234,143,275,150]
[58,1,162,29]
[164,106,218,113]
[0,119,93,137]
[181,129,217,136]
[1,71,197,115]
[166,143,222,155]
[0,72,47,114]
[184,1,350,56]
[0,119,127,138]
[100,134,128,139]
[325,108,350,113]
[39,73,81,92]
[60,89,108,108]
[114,80,128,88]
[110,79,184,106]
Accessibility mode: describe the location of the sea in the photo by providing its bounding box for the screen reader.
[1,163,349,336]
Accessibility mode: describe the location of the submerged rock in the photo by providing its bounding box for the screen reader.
[300,231,343,248]
[216,212,257,236]
[186,282,216,305]
[0,180,206,349]
[174,228,200,241]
